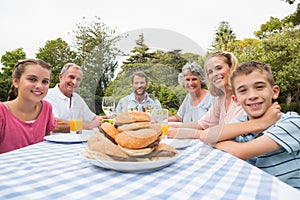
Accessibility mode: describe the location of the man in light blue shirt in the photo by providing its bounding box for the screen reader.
[116,71,161,113]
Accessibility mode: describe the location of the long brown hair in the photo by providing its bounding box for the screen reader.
[7,59,52,101]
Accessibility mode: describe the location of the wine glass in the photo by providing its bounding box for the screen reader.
[144,93,156,115]
[102,96,115,117]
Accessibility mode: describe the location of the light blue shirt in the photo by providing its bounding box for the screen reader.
[177,92,215,122]
[116,93,162,113]
[234,112,300,189]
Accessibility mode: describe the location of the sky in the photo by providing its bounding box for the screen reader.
[0,0,298,61]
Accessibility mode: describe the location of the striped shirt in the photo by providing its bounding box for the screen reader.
[235,112,300,189]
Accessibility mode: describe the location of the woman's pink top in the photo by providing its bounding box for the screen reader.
[198,95,246,129]
[0,100,56,153]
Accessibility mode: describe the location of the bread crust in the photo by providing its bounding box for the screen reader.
[117,122,151,132]
[88,131,129,159]
[115,128,160,149]
[115,111,151,124]
[101,122,120,139]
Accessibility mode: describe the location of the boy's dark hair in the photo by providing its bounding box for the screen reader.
[230,61,275,93]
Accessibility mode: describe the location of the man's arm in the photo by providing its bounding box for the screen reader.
[52,116,107,133]
[83,115,107,130]
[214,135,280,160]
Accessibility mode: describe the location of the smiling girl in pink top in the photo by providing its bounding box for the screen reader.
[0,59,56,153]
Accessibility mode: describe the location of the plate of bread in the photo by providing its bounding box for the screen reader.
[82,111,180,172]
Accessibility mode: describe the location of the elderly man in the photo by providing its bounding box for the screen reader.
[44,63,105,133]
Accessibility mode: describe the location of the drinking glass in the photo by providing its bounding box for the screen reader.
[151,109,168,138]
[70,107,83,134]
[102,96,115,117]
[143,93,156,115]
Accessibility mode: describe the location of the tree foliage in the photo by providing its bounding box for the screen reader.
[36,38,78,87]
[256,29,300,112]
[212,21,237,51]
[255,3,300,38]
[72,16,123,113]
[106,34,190,114]
[0,48,26,101]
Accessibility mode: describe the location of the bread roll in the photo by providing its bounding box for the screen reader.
[115,111,151,124]
[117,122,151,132]
[101,122,120,139]
[115,128,161,149]
[88,131,129,159]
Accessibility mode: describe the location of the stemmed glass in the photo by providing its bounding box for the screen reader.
[102,96,115,117]
[144,93,156,115]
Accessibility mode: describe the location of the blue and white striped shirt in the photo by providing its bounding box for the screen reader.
[235,112,300,189]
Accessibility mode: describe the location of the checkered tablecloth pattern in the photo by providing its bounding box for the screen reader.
[0,139,280,199]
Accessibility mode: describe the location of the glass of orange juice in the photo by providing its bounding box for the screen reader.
[151,109,168,139]
[70,107,83,134]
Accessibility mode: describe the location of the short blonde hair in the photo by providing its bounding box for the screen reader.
[204,51,238,96]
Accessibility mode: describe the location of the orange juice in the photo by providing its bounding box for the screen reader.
[161,125,168,135]
[70,119,83,133]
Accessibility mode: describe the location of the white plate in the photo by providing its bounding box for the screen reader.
[161,139,194,149]
[44,130,94,143]
[82,153,180,172]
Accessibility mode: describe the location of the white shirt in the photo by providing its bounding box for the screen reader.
[44,84,95,121]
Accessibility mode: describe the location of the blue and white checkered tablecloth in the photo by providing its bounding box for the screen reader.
[0,139,282,200]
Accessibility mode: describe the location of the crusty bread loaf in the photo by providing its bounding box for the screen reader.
[115,111,151,124]
[101,122,120,139]
[148,143,178,161]
[88,131,129,159]
[117,122,151,132]
[85,128,178,162]
[115,128,161,149]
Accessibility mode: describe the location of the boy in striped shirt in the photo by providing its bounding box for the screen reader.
[214,61,300,189]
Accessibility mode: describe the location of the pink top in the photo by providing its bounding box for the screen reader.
[198,95,246,129]
[0,100,56,154]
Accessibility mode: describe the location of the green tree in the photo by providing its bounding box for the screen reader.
[255,3,300,38]
[0,48,26,101]
[36,38,78,87]
[212,21,237,51]
[232,38,261,63]
[122,34,156,69]
[72,16,123,114]
[256,29,300,113]
[107,35,191,114]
